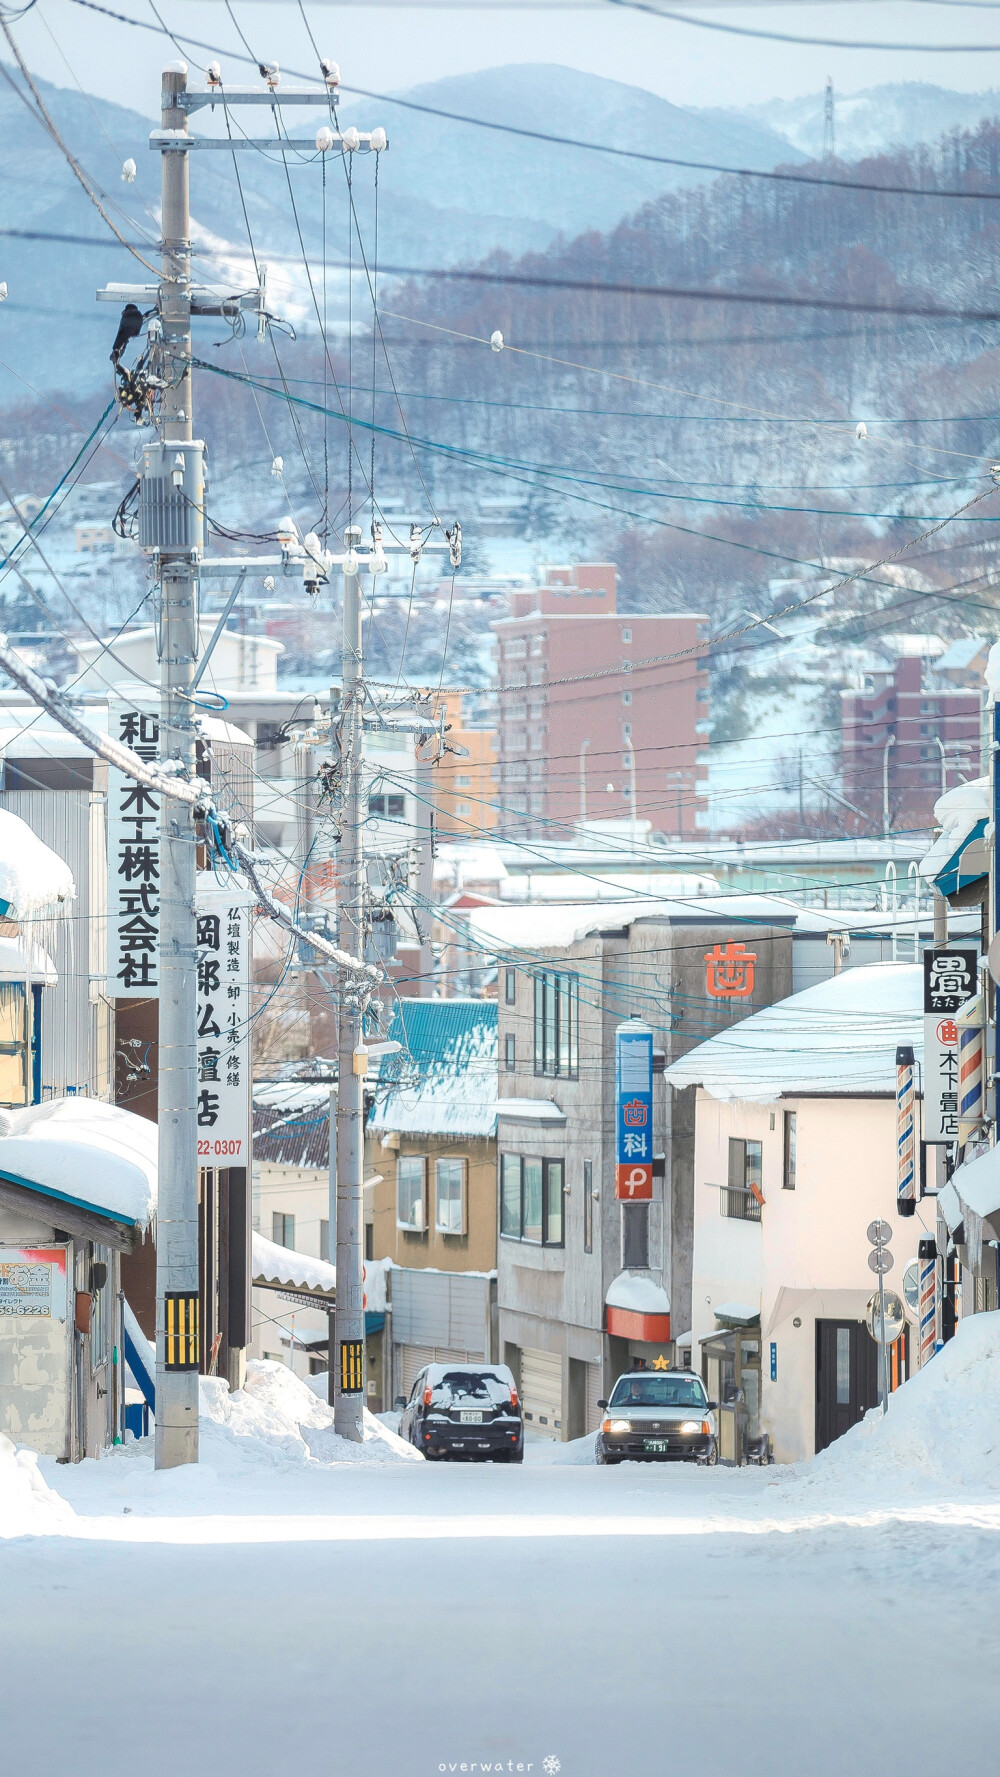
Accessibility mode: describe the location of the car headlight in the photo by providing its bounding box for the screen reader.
[679,1420,702,1435]
[602,1418,631,1435]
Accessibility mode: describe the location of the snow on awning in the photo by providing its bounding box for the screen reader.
[605,1270,671,1344]
[252,1231,336,1302]
[946,1144,1000,1270]
[0,937,57,985]
[0,809,74,918]
[0,1098,156,1242]
[937,1180,964,1237]
[495,1097,567,1126]
[919,777,990,896]
[713,1302,761,1326]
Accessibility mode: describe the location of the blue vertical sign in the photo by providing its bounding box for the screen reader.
[616,1021,654,1201]
[770,1342,777,1382]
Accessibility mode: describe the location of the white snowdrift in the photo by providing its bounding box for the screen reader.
[810,1311,1000,1488]
[197,1361,422,1469]
[0,1433,72,1536]
[0,1099,157,1228]
[0,808,74,917]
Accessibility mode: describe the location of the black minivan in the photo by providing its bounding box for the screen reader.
[396,1362,524,1462]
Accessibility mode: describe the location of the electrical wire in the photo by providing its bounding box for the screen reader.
[603,0,1000,49]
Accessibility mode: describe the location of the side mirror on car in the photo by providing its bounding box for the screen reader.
[597,1399,608,1410]
[706,1400,719,1411]
[394,1396,407,1411]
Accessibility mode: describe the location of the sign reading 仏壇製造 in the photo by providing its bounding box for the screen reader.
[616,1022,653,1200]
[107,698,161,999]
[195,878,253,1166]
[922,947,978,1144]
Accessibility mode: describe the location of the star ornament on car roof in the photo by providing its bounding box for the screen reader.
[652,1355,670,1371]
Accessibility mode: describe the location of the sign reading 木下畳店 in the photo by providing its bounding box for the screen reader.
[195,878,253,1167]
[615,1020,654,1201]
[107,698,161,998]
[923,948,978,1144]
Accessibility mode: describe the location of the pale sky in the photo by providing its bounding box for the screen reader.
[10,1,1000,117]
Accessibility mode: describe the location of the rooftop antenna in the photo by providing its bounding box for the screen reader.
[823,75,835,162]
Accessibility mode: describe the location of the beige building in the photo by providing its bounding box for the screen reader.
[431,690,499,839]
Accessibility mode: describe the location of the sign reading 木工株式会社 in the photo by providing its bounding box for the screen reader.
[923,948,978,1144]
[615,1021,654,1201]
[107,698,161,998]
[195,878,253,1168]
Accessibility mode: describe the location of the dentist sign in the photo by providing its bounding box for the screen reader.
[616,1021,654,1201]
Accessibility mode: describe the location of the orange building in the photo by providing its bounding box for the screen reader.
[432,690,499,839]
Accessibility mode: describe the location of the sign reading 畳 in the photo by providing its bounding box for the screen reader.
[195,878,253,1167]
[922,947,978,1145]
[107,698,161,998]
[615,1021,654,1201]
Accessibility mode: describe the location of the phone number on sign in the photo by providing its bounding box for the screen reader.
[197,1139,243,1158]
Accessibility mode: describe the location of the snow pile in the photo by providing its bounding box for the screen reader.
[665,962,923,1102]
[0,1098,157,1228]
[810,1312,1000,1488]
[0,808,74,917]
[0,1433,72,1536]
[606,1271,671,1314]
[197,1361,422,1469]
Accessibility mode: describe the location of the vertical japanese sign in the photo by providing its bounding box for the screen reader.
[615,1020,654,1201]
[923,948,978,1144]
[195,878,253,1165]
[107,699,161,998]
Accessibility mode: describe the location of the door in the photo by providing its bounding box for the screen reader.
[520,1347,563,1439]
[815,1319,879,1454]
[584,1362,603,1434]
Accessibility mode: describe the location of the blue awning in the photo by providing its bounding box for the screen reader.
[932,816,988,897]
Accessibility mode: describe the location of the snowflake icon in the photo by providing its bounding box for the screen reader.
[542,1759,561,1776]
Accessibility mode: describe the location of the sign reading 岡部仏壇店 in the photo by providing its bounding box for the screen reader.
[615,1021,653,1200]
[107,698,161,999]
[923,947,978,1144]
[195,878,253,1167]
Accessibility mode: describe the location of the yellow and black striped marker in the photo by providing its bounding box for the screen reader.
[340,1339,365,1395]
[164,1291,200,1371]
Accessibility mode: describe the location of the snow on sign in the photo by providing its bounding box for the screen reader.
[195,878,253,1165]
[107,698,161,998]
[616,1021,653,1200]
[923,948,978,1144]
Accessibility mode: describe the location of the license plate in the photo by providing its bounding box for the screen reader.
[645,1439,670,1453]
[459,1410,483,1424]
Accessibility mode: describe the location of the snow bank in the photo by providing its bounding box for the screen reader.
[810,1312,1000,1488]
[0,1433,72,1536]
[0,809,74,917]
[197,1362,422,1469]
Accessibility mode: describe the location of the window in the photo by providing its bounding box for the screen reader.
[364,1224,374,1261]
[505,1032,516,1072]
[622,689,632,706]
[505,968,517,1005]
[622,723,632,739]
[783,1112,797,1190]
[396,1155,426,1231]
[622,1202,649,1268]
[499,1154,565,1246]
[723,1138,762,1221]
[455,775,471,787]
[435,1157,466,1234]
[272,1212,294,1247]
[368,791,406,818]
[533,972,579,1077]
[0,982,28,1106]
[583,1159,594,1253]
[621,627,632,643]
[320,1219,330,1262]
[456,803,470,816]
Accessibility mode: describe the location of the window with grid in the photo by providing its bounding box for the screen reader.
[583,1159,594,1253]
[396,1154,426,1231]
[272,1211,294,1247]
[723,1139,762,1221]
[499,1154,564,1246]
[435,1157,466,1235]
[533,972,579,1078]
[783,1112,796,1190]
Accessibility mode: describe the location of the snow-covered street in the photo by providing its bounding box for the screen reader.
[4,1336,1000,1777]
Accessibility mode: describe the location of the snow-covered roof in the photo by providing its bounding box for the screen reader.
[369,999,498,1139]
[606,1272,671,1314]
[0,809,74,917]
[713,1302,761,1325]
[937,635,987,671]
[945,1144,1000,1270]
[0,1098,156,1228]
[252,1231,336,1300]
[467,894,799,955]
[919,776,990,887]
[495,1098,567,1125]
[0,938,57,985]
[937,1179,964,1235]
[498,872,719,903]
[202,717,254,747]
[664,962,923,1103]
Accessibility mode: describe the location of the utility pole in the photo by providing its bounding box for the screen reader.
[823,76,835,161]
[156,61,200,1467]
[333,528,367,1439]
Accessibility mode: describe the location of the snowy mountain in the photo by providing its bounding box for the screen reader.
[711,82,1000,163]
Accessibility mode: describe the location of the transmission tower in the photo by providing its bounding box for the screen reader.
[823,76,835,162]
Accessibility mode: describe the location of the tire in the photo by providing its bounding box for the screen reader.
[596,1446,620,1466]
[700,1438,719,1467]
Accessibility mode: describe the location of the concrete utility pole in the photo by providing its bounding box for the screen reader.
[333,529,367,1440]
[156,61,200,1468]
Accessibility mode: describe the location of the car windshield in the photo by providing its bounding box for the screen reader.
[609,1375,707,1409]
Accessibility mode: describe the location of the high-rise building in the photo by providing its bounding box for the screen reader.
[841,654,982,832]
[492,563,709,838]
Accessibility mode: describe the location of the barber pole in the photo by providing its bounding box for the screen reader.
[917,1238,939,1368]
[956,994,984,1144]
[896,1044,916,1216]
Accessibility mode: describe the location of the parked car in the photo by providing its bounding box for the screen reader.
[396,1362,524,1462]
[595,1370,718,1465]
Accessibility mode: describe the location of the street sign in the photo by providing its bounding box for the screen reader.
[866,1290,906,1346]
[615,1022,653,1200]
[923,949,978,1144]
[866,1220,892,1246]
[901,1260,920,1313]
[868,1246,894,1274]
[195,878,253,1167]
[107,696,162,999]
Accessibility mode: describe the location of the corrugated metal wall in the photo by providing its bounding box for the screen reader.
[390,1267,492,1356]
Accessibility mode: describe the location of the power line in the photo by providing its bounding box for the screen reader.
[603,0,1000,49]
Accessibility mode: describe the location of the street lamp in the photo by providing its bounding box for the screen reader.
[882,733,896,832]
